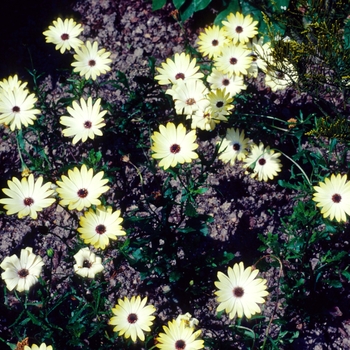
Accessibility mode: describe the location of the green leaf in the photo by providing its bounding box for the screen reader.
[185,202,198,217]
[214,1,240,25]
[152,0,167,11]
[173,0,186,10]
[193,0,211,12]
[181,2,195,21]
[342,270,350,280]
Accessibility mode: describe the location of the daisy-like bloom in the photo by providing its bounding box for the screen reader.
[214,262,269,319]
[60,97,107,145]
[151,122,198,170]
[191,107,224,131]
[155,52,204,85]
[0,174,55,219]
[207,69,247,97]
[313,174,350,222]
[222,12,258,44]
[109,296,156,342]
[166,79,209,117]
[197,25,229,59]
[156,319,204,350]
[78,206,126,249]
[243,143,282,181]
[24,344,53,350]
[73,247,103,278]
[176,313,199,329]
[264,60,298,92]
[1,247,44,292]
[247,39,273,78]
[0,74,28,92]
[72,41,112,80]
[218,128,250,165]
[0,88,40,130]
[56,164,109,211]
[43,17,84,54]
[214,43,252,77]
[207,88,234,119]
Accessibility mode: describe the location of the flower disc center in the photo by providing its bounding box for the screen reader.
[84,120,92,129]
[230,57,238,65]
[77,188,89,198]
[61,33,69,41]
[24,197,34,206]
[89,59,96,67]
[258,158,266,166]
[18,269,29,278]
[236,26,243,33]
[127,313,138,324]
[170,144,181,154]
[222,78,230,86]
[233,286,244,298]
[175,339,186,350]
[186,98,196,106]
[233,143,241,151]
[216,101,224,108]
[95,224,107,234]
[332,193,342,203]
[12,106,20,113]
[83,260,92,268]
[175,72,185,80]
[212,39,219,46]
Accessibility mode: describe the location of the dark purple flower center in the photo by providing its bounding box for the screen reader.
[18,269,29,278]
[24,197,34,206]
[216,101,224,108]
[83,260,91,268]
[12,106,20,113]
[61,33,69,41]
[212,39,219,46]
[88,60,96,67]
[230,57,237,65]
[233,143,240,151]
[332,193,342,203]
[233,286,244,297]
[77,188,88,198]
[236,26,243,33]
[258,158,266,166]
[127,313,138,324]
[95,224,106,234]
[84,121,92,129]
[175,72,185,80]
[222,78,230,86]
[175,340,186,349]
[170,144,181,154]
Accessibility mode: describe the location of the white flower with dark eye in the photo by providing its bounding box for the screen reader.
[1,247,44,292]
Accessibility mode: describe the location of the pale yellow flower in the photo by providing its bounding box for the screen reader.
[0,87,40,130]
[56,164,109,211]
[156,319,204,350]
[155,52,204,85]
[43,17,84,53]
[0,174,55,219]
[218,128,250,165]
[73,247,103,278]
[215,262,269,319]
[109,296,156,342]
[72,41,112,80]
[222,12,258,44]
[60,97,107,144]
[24,343,53,350]
[78,206,126,249]
[313,174,350,222]
[151,122,198,170]
[197,25,229,59]
[244,143,282,181]
[1,247,44,292]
